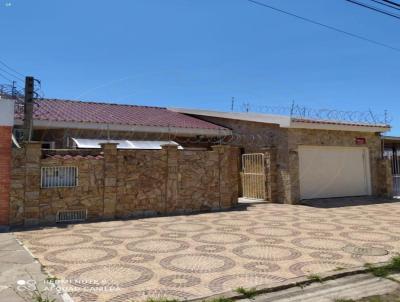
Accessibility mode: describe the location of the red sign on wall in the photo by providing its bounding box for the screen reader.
[355,137,367,145]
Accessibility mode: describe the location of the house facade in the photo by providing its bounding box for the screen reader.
[172,108,392,204]
[0,98,395,227]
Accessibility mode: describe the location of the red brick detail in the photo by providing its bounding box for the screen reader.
[0,126,12,226]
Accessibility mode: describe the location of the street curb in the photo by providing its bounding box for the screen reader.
[188,261,390,302]
[14,237,74,302]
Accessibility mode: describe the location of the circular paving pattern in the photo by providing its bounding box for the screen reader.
[362,242,395,251]
[29,234,92,247]
[306,231,333,237]
[101,228,157,239]
[93,239,123,246]
[195,245,226,253]
[67,264,153,288]
[44,264,68,275]
[208,273,286,293]
[159,274,201,288]
[232,245,301,261]
[243,261,280,273]
[340,231,398,243]
[213,219,256,227]
[215,226,241,232]
[133,222,159,228]
[160,233,187,239]
[107,289,195,302]
[16,202,400,302]
[192,232,249,245]
[262,221,287,227]
[309,251,343,260]
[255,238,285,245]
[86,221,128,228]
[257,215,298,223]
[160,253,235,274]
[163,223,211,233]
[120,253,155,264]
[349,225,374,231]
[295,212,333,219]
[73,229,94,234]
[45,247,117,264]
[293,222,342,232]
[69,291,98,302]
[342,244,388,256]
[333,218,377,226]
[126,239,189,253]
[291,237,349,251]
[289,261,354,276]
[247,226,300,237]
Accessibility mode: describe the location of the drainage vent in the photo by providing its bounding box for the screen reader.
[342,244,388,256]
[56,209,87,223]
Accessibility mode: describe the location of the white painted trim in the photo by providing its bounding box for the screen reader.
[291,121,390,133]
[170,107,389,133]
[14,119,231,136]
[0,99,15,126]
[169,108,291,127]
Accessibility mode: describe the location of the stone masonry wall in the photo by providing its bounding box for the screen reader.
[182,116,389,204]
[9,143,239,226]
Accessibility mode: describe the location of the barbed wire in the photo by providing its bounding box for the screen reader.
[0,83,24,99]
[236,102,392,125]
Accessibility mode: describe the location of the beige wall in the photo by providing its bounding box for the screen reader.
[10,143,239,226]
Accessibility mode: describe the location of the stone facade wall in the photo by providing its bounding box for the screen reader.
[186,116,390,204]
[9,143,239,226]
[376,158,393,197]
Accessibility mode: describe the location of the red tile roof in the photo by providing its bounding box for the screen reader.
[14,99,227,130]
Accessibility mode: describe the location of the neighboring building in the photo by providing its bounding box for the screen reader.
[0,99,14,229]
[382,136,400,198]
[171,108,392,204]
[11,98,231,149]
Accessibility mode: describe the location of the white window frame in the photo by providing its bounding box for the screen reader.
[41,166,79,188]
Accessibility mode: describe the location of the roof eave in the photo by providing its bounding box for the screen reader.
[170,107,291,127]
[14,119,231,137]
[290,120,391,133]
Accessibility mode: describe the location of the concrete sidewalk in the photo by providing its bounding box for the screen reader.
[237,273,400,302]
[0,232,63,302]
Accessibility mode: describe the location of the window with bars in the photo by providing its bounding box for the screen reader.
[41,166,78,188]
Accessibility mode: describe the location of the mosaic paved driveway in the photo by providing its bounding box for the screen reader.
[14,201,400,302]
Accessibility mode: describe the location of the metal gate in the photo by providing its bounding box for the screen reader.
[386,149,400,197]
[241,153,266,200]
[392,154,400,197]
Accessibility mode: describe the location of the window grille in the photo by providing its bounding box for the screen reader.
[56,209,87,223]
[41,166,78,188]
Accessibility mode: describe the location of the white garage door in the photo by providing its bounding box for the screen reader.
[299,146,371,199]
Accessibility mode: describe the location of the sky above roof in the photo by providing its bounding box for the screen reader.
[0,0,399,134]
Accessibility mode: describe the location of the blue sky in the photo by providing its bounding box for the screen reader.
[0,0,399,134]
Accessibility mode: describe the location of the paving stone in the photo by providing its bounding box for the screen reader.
[13,201,400,302]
